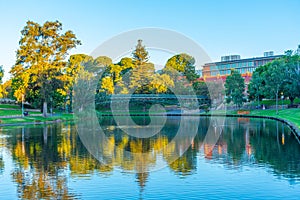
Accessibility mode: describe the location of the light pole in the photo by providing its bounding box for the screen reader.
[50,97,53,116]
[281,92,284,110]
[21,94,24,117]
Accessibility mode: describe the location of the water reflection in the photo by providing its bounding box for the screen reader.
[0,116,299,199]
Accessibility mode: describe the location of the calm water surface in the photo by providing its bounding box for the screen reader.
[0,116,300,199]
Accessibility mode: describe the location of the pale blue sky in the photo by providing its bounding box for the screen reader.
[0,0,299,80]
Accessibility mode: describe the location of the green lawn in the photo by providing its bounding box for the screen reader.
[0,102,299,129]
[247,108,300,128]
[0,109,41,116]
[0,104,20,109]
[208,108,300,129]
[0,103,73,124]
[0,114,74,124]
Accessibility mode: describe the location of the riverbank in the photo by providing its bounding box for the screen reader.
[0,104,299,133]
[206,108,300,129]
[98,108,300,135]
[0,114,74,126]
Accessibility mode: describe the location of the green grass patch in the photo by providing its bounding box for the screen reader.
[0,114,74,124]
[0,104,20,109]
[0,109,41,116]
[208,108,300,129]
[247,108,300,128]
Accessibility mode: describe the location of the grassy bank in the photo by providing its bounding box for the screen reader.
[0,103,299,129]
[247,108,300,128]
[0,114,74,125]
[0,104,73,125]
[0,109,41,116]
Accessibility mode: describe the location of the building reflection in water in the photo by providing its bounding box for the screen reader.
[0,116,299,198]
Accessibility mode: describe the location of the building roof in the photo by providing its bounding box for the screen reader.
[204,55,283,66]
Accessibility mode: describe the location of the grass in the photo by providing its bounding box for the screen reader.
[0,102,299,129]
[0,114,74,124]
[0,103,73,124]
[0,109,41,116]
[0,104,21,109]
[207,108,300,128]
[247,108,300,128]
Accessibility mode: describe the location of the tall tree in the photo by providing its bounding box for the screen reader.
[165,53,199,81]
[129,63,155,94]
[132,39,149,66]
[225,69,245,108]
[130,40,154,93]
[65,54,94,112]
[263,60,285,114]
[11,21,81,117]
[282,53,300,106]
[248,70,264,106]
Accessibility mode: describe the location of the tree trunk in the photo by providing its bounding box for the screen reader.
[43,101,48,117]
[275,92,278,115]
[290,96,295,106]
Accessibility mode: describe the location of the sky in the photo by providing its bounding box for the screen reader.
[0,0,299,80]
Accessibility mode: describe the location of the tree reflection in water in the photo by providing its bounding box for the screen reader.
[2,116,300,198]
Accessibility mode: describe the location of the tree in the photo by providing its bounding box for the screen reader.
[101,76,114,94]
[165,53,199,81]
[1,79,13,98]
[263,60,285,114]
[65,54,94,112]
[248,70,264,106]
[0,66,4,98]
[192,81,209,96]
[192,81,211,111]
[282,53,300,106]
[149,73,174,93]
[0,65,3,83]
[129,63,155,94]
[129,40,154,94]
[132,39,149,66]
[225,69,245,108]
[11,21,81,117]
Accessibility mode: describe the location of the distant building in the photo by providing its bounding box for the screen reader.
[263,51,274,57]
[221,55,240,62]
[201,52,283,84]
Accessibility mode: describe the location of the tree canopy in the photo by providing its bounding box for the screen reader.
[165,53,199,81]
[248,51,300,113]
[10,20,81,116]
[225,69,245,108]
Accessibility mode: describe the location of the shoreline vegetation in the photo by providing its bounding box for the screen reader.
[0,104,299,136]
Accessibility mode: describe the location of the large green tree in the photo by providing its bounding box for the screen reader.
[129,40,155,93]
[262,60,285,114]
[165,53,199,81]
[11,21,81,117]
[225,69,245,108]
[65,54,94,112]
[282,53,300,106]
[129,63,155,94]
[248,68,265,106]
